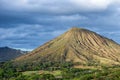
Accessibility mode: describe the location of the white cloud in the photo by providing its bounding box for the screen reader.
[58,15,87,21]
[70,0,114,11]
[15,48,33,51]
[51,30,66,36]
[0,0,119,14]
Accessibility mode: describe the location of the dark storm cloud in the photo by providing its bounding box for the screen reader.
[0,24,66,50]
[0,0,120,50]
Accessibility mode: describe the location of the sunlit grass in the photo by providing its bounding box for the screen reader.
[23,70,62,77]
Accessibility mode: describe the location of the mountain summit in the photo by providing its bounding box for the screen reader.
[15,27,120,66]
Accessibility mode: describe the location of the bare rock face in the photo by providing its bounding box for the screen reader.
[15,27,120,66]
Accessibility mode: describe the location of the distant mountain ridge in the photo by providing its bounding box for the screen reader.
[15,27,120,67]
[0,46,27,62]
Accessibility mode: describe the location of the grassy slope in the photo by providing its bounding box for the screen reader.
[23,70,62,78]
[22,67,120,80]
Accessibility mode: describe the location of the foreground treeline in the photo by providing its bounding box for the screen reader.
[0,61,120,80]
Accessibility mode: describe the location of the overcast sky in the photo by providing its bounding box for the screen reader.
[0,0,120,51]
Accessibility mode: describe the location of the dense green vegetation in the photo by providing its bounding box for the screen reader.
[0,61,120,80]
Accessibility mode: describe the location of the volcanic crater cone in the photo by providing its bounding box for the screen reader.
[15,27,120,66]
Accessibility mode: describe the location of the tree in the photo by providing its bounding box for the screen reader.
[40,74,55,80]
[0,68,4,79]
[16,75,28,80]
[31,74,41,80]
